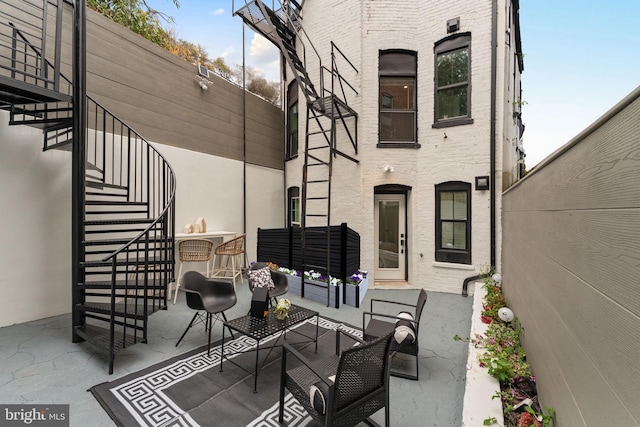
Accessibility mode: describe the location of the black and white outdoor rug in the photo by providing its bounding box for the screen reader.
[90,317,360,426]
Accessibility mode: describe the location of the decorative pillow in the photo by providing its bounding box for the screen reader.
[248,267,275,290]
[394,311,416,346]
[309,375,335,415]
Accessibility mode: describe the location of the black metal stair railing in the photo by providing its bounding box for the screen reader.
[0,1,68,104]
[74,95,176,374]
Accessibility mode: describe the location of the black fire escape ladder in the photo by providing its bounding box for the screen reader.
[234,0,358,307]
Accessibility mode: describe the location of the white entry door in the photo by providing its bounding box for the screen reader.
[374,194,406,280]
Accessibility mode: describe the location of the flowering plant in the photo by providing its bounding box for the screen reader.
[274,298,291,320]
[455,266,555,427]
[266,263,368,287]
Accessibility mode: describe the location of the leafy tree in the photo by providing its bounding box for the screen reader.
[87,0,178,48]
[232,65,281,105]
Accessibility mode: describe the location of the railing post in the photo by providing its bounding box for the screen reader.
[71,0,87,343]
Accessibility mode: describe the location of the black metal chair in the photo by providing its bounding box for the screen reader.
[279,329,394,427]
[176,271,237,356]
[247,262,288,306]
[362,289,428,380]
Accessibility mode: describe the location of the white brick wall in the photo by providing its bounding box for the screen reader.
[286,0,519,293]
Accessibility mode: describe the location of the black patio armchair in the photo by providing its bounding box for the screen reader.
[247,262,288,306]
[175,271,237,356]
[362,289,428,380]
[279,328,394,426]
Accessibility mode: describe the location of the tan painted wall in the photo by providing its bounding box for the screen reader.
[501,87,640,426]
[53,7,284,170]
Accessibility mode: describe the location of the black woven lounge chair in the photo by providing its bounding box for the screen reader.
[279,329,394,427]
[362,289,428,380]
[175,271,237,356]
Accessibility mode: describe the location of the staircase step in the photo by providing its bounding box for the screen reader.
[84,218,155,226]
[86,200,147,206]
[83,236,169,246]
[44,139,72,151]
[81,258,170,269]
[85,181,127,191]
[73,324,140,354]
[78,301,163,319]
[79,280,167,290]
[86,191,128,198]
[0,76,73,104]
[10,116,72,131]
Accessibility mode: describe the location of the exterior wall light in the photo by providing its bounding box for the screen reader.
[384,165,394,173]
[475,175,490,191]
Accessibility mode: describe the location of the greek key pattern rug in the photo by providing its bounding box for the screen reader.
[91,318,361,427]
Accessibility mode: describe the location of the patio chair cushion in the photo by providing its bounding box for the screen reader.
[309,375,334,415]
[248,267,275,290]
[394,311,416,346]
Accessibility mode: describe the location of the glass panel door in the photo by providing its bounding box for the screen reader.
[374,194,406,280]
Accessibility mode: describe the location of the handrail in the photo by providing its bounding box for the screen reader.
[3,1,66,94]
[91,94,176,262]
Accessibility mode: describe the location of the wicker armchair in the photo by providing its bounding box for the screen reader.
[211,234,246,288]
[362,289,428,380]
[172,239,214,304]
[279,329,394,427]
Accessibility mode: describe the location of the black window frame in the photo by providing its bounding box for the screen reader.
[433,33,473,128]
[286,80,299,159]
[378,50,420,148]
[435,181,471,264]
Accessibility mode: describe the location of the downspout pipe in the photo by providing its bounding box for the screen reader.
[490,0,498,268]
[462,274,483,297]
[463,1,497,296]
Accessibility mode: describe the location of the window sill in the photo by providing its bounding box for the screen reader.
[433,261,475,270]
[376,142,421,149]
[285,154,299,161]
[432,117,474,129]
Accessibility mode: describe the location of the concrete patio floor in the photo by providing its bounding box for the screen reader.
[0,280,472,426]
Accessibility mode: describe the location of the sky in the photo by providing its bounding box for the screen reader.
[144,0,640,167]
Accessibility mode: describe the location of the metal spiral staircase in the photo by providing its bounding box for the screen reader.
[234,0,359,307]
[1,1,175,373]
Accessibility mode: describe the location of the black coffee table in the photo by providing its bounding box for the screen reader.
[220,304,319,392]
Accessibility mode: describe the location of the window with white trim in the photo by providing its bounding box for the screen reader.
[288,186,300,226]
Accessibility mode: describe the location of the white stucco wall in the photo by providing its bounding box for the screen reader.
[0,111,72,327]
[285,0,517,293]
[0,113,284,327]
